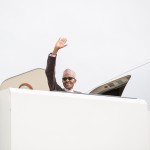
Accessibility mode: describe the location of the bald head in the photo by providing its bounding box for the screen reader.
[63,69,76,78]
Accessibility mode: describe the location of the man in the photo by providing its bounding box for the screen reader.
[45,37,80,93]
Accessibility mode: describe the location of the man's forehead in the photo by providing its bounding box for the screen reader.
[63,69,76,78]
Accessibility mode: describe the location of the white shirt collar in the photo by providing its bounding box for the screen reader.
[64,88,74,93]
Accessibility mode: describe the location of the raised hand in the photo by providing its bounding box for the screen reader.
[52,37,67,55]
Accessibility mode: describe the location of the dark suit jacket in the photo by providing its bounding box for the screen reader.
[45,55,81,93]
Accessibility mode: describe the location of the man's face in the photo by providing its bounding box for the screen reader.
[62,76,76,90]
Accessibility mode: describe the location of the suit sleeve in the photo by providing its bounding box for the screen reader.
[45,55,63,91]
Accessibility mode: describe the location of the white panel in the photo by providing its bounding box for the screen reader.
[0,89,11,150]
[0,88,149,150]
[9,89,149,150]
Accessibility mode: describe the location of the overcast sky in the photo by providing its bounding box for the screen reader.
[0,0,150,92]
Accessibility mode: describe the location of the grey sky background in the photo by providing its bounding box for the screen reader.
[0,0,150,92]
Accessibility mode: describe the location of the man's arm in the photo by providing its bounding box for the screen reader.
[45,37,67,91]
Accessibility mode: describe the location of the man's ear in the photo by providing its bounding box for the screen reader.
[74,79,77,83]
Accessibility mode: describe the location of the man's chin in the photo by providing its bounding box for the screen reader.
[65,86,72,90]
